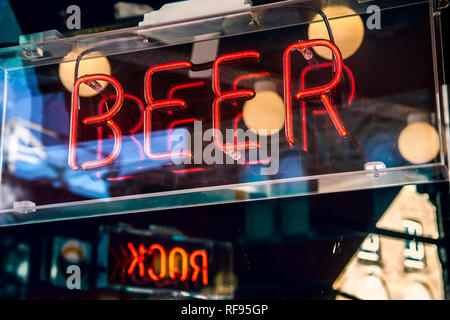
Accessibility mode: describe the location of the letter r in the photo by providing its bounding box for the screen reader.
[283,40,347,147]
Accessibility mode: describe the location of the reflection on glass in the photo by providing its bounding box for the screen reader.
[333,186,444,300]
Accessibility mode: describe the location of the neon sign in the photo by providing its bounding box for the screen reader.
[100,227,232,293]
[126,242,208,285]
[69,40,346,171]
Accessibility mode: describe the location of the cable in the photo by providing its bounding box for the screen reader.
[73,36,145,83]
[292,3,335,45]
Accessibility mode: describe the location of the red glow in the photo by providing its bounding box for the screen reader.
[246,158,271,165]
[69,74,124,170]
[171,168,206,174]
[144,62,194,160]
[212,51,261,152]
[168,81,205,99]
[232,72,270,92]
[299,62,354,151]
[190,250,208,285]
[106,175,134,181]
[127,242,146,277]
[145,61,192,103]
[283,40,346,148]
[213,51,261,95]
[168,247,188,282]
[233,113,243,145]
[82,120,122,170]
[232,72,270,106]
[321,93,347,136]
[99,94,145,135]
[168,118,199,152]
[148,244,167,281]
[213,91,260,151]
[120,242,210,286]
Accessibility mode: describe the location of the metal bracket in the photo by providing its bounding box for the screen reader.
[364,161,387,177]
[13,201,36,214]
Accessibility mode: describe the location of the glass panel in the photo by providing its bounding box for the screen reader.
[0,0,447,225]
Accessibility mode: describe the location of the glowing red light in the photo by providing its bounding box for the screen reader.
[171,168,206,174]
[213,91,260,151]
[212,51,262,152]
[144,62,194,160]
[168,81,205,99]
[148,244,167,281]
[283,40,346,148]
[168,118,199,152]
[190,250,208,285]
[232,72,270,106]
[106,175,134,182]
[168,246,188,282]
[321,93,347,136]
[127,242,146,277]
[213,51,261,96]
[69,74,124,170]
[299,63,354,151]
[233,113,243,145]
[232,72,270,92]
[120,241,210,286]
[82,120,122,170]
[99,94,145,135]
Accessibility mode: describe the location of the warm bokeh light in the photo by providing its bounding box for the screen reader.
[308,6,364,60]
[242,90,285,136]
[398,122,440,164]
[59,48,111,97]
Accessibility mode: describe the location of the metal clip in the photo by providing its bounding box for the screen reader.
[13,201,36,214]
[364,161,386,177]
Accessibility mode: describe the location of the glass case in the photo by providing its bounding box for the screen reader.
[0,0,448,226]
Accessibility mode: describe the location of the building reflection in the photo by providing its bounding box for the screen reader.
[333,185,444,300]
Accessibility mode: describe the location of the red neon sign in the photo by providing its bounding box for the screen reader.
[148,244,166,281]
[69,40,350,170]
[125,242,209,285]
[212,51,261,152]
[96,94,146,178]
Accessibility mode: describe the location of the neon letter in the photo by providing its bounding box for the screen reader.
[147,244,167,281]
[300,63,355,151]
[168,246,188,282]
[190,250,208,285]
[212,52,261,152]
[127,242,146,277]
[283,40,346,147]
[69,74,124,170]
[144,62,193,160]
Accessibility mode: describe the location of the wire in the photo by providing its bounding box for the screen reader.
[73,36,145,83]
[293,3,335,45]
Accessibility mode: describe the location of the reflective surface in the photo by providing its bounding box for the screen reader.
[0,0,447,225]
